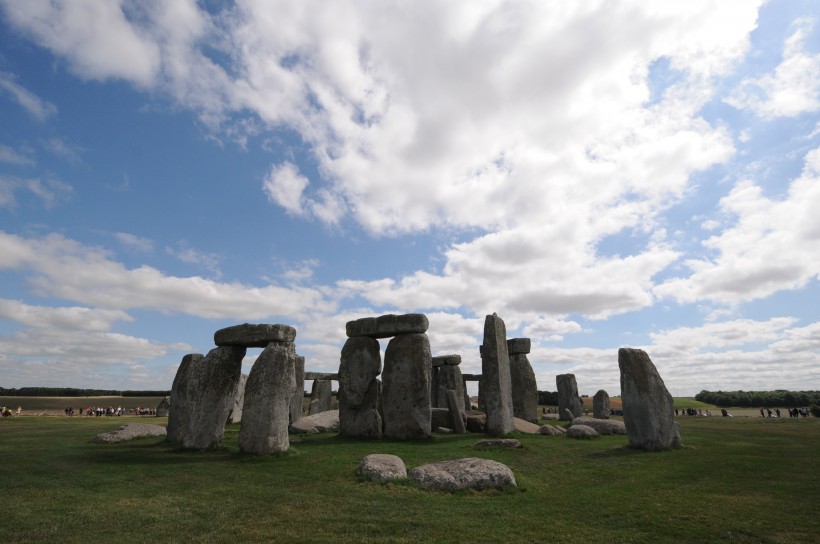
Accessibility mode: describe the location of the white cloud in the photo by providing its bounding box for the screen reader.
[726,18,820,118]
[0,176,72,209]
[114,232,154,253]
[0,144,35,166]
[0,71,57,121]
[0,299,132,331]
[165,241,222,278]
[263,162,309,215]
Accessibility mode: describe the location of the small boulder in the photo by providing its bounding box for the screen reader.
[567,424,598,439]
[571,416,626,435]
[358,454,407,483]
[289,410,340,434]
[538,425,563,436]
[465,411,486,433]
[409,458,516,491]
[513,417,541,434]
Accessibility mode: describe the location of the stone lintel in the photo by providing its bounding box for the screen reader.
[346,313,428,339]
[461,374,482,381]
[214,323,296,347]
[304,372,339,381]
[506,338,531,355]
[432,354,461,367]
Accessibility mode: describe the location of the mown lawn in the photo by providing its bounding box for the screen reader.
[0,415,817,543]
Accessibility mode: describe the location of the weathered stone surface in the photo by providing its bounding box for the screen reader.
[571,416,626,435]
[446,389,467,434]
[538,424,563,436]
[339,336,382,439]
[214,323,296,347]
[155,396,170,417]
[432,364,466,411]
[593,389,610,419]
[382,333,432,440]
[289,409,340,434]
[556,373,582,421]
[289,356,305,424]
[409,458,517,491]
[510,352,538,423]
[358,454,407,483]
[308,398,320,414]
[239,343,296,454]
[432,354,461,367]
[513,417,541,434]
[93,424,167,443]
[465,411,486,433]
[481,314,514,436]
[226,373,247,424]
[346,314,429,339]
[304,371,339,381]
[506,338,531,355]
[176,346,246,449]
[567,424,598,439]
[309,379,333,414]
[474,439,522,448]
[431,407,452,429]
[619,348,682,451]
[166,353,202,444]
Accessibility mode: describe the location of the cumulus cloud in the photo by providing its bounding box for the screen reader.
[263,162,309,215]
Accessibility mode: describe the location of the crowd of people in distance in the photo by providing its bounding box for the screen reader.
[760,407,811,418]
[63,406,158,417]
[676,408,715,416]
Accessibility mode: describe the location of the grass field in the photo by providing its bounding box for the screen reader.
[0,412,817,543]
[0,396,167,415]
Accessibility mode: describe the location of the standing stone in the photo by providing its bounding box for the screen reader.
[181,346,246,449]
[167,353,202,444]
[619,348,681,451]
[339,336,383,439]
[308,398,320,415]
[155,396,171,417]
[309,379,332,414]
[431,355,466,412]
[508,339,537,423]
[593,389,610,419]
[556,373,582,421]
[239,342,297,454]
[446,389,467,434]
[382,333,432,439]
[481,314,514,436]
[289,355,305,424]
[226,373,247,424]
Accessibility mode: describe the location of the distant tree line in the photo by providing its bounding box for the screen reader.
[0,387,170,397]
[538,391,559,405]
[695,390,820,408]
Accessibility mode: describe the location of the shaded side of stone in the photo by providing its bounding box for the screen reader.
[556,373,582,421]
[480,314,514,436]
[155,396,170,417]
[226,373,247,424]
[432,354,461,367]
[509,353,538,423]
[593,389,610,419]
[289,355,305,424]
[432,364,466,411]
[446,389,467,433]
[381,333,432,439]
[506,338,531,355]
[214,323,296,347]
[339,336,383,439]
[346,313,429,339]
[166,353,202,445]
[309,379,333,414]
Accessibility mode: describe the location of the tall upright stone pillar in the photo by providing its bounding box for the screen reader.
[619,348,681,451]
[289,355,305,424]
[226,373,247,424]
[481,314,514,436]
[382,333,432,440]
[339,336,383,439]
[431,355,466,411]
[556,373,582,421]
[167,353,203,445]
[508,338,537,423]
[593,389,610,419]
[309,379,333,414]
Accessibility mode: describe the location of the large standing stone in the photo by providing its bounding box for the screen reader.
[155,396,170,417]
[179,346,246,449]
[431,357,466,411]
[226,373,247,424]
[618,348,681,451]
[309,379,333,414]
[446,389,467,434]
[508,348,538,423]
[480,314,514,436]
[346,313,429,339]
[239,342,297,454]
[214,323,296,347]
[381,333,432,439]
[166,353,202,444]
[339,336,383,439]
[289,355,305,424]
[556,373,582,421]
[593,389,610,419]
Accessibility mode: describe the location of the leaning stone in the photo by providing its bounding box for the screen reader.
[513,417,541,434]
[289,410,340,434]
[432,364,466,411]
[619,348,682,451]
[239,343,296,454]
[538,424,563,436]
[409,458,517,491]
[556,373,582,421]
[226,373,247,424]
[358,454,407,483]
[93,424,167,443]
[155,396,170,417]
[474,439,522,448]
[510,352,538,423]
[446,389,467,434]
[465,411,486,433]
[382,333,432,440]
[593,389,610,419]
[506,338,531,355]
[339,336,382,439]
[481,314,515,436]
[166,353,203,445]
[572,416,626,435]
[567,424,598,439]
[346,313,429,339]
[214,323,296,347]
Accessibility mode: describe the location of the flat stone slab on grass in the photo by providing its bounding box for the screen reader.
[358,454,407,483]
[289,410,340,434]
[538,424,564,436]
[474,439,522,448]
[346,314,429,339]
[513,417,541,434]
[567,424,599,439]
[571,416,627,435]
[93,424,167,443]
[409,458,516,491]
[214,323,296,347]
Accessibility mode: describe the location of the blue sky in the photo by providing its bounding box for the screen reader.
[0,0,818,396]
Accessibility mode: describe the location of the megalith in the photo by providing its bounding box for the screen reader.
[618,348,681,451]
[226,373,247,424]
[155,396,170,417]
[239,341,297,454]
[289,355,305,424]
[166,353,202,444]
[480,314,514,436]
[309,379,333,414]
[556,373,582,421]
[381,332,432,439]
[214,323,296,347]
[179,346,246,449]
[339,336,383,439]
[507,338,538,423]
[431,355,466,412]
[593,389,610,419]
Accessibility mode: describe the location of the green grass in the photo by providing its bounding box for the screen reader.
[1,396,166,414]
[1,416,818,543]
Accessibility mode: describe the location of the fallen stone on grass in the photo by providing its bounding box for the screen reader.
[93,424,167,443]
[358,454,407,483]
[289,410,340,434]
[513,417,541,434]
[537,424,563,436]
[566,424,598,439]
[474,439,522,448]
[571,416,627,435]
[409,458,516,491]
